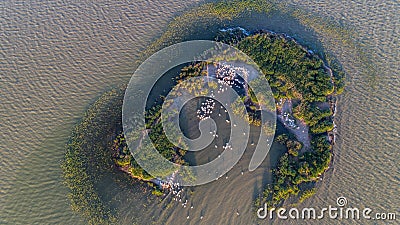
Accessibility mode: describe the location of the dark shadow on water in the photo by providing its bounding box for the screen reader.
[84,7,340,224]
[145,63,188,110]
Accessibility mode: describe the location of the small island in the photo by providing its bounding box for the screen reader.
[62,27,345,223]
[112,27,345,207]
[219,28,344,207]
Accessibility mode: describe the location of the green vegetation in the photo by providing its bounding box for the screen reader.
[293,102,332,126]
[310,119,334,134]
[177,62,207,80]
[125,1,358,210]
[169,30,340,207]
[293,102,334,134]
[299,188,317,203]
[275,134,302,157]
[112,104,189,181]
[256,134,331,207]
[146,106,188,165]
[112,63,206,188]
[215,28,249,45]
[231,95,263,127]
[61,88,124,224]
[216,30,341,207]
[151,188,164,197]
[237,33,334,102]
[113,134,153,181]
[286,140,302,157]
[217,30,338,141]
[62,30,342,222]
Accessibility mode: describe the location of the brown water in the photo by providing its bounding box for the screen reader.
[1,0,398,224]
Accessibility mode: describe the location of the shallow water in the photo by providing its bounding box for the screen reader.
[1,0,398,224]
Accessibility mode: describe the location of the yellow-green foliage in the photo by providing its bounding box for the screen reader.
[264,134,332,207]
[135,0,382,100]
[299,188,316,203]
[310,120,334,134]
[151,188,164,197]
[294,103,332,124]
[61,88,124,224]
[237,33,334,102]
[293,102,333,130]
[128,166,153,181]
[114,156,131,167]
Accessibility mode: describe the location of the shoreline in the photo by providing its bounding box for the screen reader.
[257,28,338,149]
[113,28,341,207]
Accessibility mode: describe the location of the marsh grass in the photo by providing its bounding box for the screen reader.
[62,0,377,223]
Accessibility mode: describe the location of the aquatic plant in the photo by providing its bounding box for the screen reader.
[61,88,124,224]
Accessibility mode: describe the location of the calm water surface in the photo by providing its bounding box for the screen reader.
[1,0,398,224]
